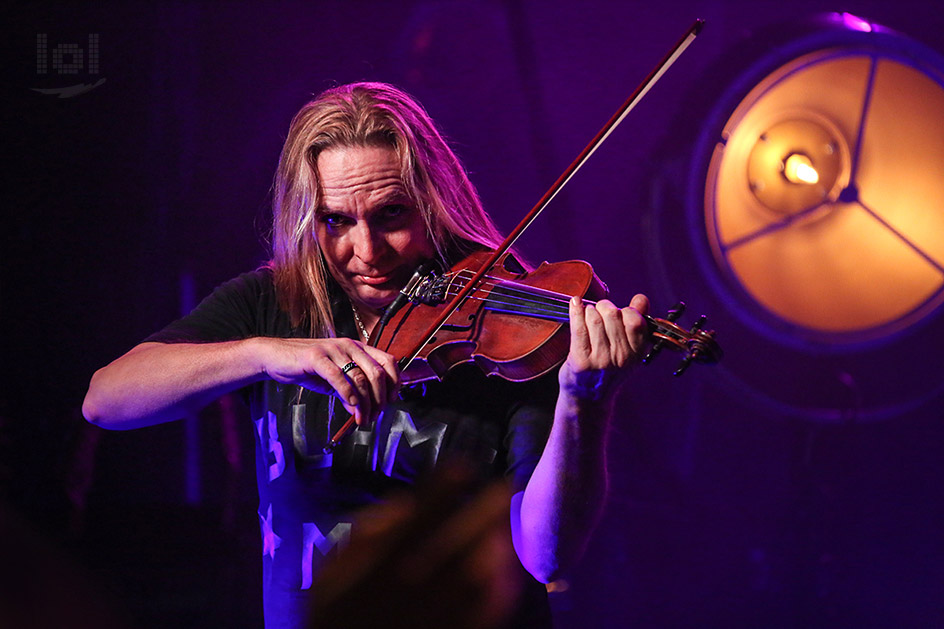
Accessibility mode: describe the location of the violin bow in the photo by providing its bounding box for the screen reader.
[325,19,705,452]
[396,18,705,373]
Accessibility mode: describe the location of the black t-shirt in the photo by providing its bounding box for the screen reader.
[146,269,557,628]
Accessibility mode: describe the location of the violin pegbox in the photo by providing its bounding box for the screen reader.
[642,302,723,375]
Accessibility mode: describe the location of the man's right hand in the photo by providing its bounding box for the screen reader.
[254,337,400,426]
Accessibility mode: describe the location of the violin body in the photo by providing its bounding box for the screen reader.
[372,251,609,385]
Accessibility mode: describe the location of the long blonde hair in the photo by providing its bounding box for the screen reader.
[269,82,505,336]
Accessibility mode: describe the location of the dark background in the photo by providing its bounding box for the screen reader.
[3,1,943,627]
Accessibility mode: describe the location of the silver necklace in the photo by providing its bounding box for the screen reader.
[351,303,370,342]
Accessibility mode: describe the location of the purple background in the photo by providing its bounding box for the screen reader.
[4,1,944,627]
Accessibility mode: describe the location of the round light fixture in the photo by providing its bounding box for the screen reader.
[696,15,944,347]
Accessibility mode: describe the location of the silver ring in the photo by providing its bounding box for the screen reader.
[341,361,359,375]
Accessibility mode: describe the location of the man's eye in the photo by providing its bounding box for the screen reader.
[319,214,349,229]
[383,204,410,219]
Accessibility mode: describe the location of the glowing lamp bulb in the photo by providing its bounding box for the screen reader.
[783,153,819,184]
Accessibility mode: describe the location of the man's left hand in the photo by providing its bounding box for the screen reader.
[558,294,650,403]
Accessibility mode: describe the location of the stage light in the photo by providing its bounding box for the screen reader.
[695,13,944,346]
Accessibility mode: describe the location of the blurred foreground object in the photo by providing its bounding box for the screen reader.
[309,462,522,629]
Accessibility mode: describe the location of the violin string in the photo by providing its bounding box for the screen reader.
[444,293,569,320]
[447,282,569,314]
[444,271,587,307]
[471,288,570,315]
[439,278,574,319]
[442,271,587,315]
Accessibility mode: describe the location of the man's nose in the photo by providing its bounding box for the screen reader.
[352,223,385,264]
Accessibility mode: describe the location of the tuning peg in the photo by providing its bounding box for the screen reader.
[642,339,665,364]
[691,314,706,331]
[666,301,686,322]
[673,351,697,376]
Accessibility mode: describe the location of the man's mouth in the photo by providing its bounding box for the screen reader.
[356,272,397,287]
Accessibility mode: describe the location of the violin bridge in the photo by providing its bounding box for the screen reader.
[413,272,448,305]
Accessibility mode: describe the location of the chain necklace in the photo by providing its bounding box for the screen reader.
[351,303,370,342]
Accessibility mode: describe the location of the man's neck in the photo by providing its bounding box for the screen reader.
[350,302,379,340]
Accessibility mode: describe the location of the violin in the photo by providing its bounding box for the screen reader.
[324,19,711,452]
[373,251,722,386]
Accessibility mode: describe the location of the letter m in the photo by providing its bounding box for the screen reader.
[380,409,447,481]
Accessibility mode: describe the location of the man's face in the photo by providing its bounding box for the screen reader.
[314,145,435,314]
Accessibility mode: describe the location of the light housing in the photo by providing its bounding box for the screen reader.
[695,14,944,347]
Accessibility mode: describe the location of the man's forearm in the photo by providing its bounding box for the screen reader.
[512,391,612,583]
[82,339,264,430]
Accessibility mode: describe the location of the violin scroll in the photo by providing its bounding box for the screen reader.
[642,302,722,376]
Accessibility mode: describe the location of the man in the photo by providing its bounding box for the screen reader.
[83,82,650,627]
